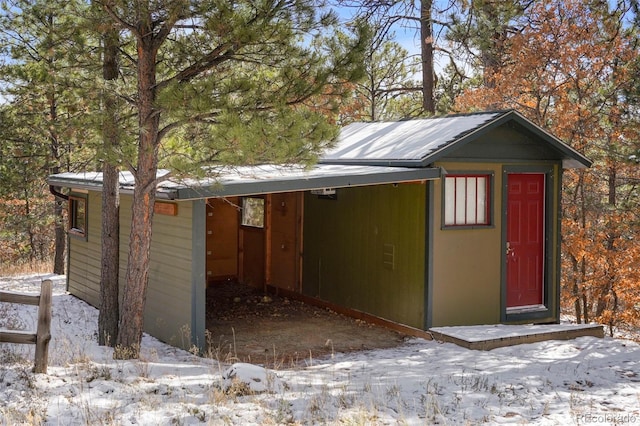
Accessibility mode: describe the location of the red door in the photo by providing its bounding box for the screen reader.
[506,173,545,308]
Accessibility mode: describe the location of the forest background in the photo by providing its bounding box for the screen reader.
[0,0,639,349]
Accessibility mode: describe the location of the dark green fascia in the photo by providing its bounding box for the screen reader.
[419,110,591,169]
[171,167,442,200]
[191,199,207,353]
[48,168,442,200]
[424,180,434,330]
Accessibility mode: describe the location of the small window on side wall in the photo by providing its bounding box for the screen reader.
[69,195,87,239]
[444,174,491,227]
[241,197,265,228]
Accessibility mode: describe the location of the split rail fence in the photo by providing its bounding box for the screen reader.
[0,279,52,373]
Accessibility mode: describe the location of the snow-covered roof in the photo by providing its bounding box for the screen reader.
[321,110,591,169]
[47,110,591,199]
[322,112,501,165]
[48,164,441,200]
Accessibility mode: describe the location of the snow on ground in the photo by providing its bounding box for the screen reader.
[1,274,639,425]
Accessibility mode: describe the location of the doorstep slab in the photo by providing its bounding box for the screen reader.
[429,323,604,350]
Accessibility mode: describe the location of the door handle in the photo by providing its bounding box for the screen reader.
[506,242,515,256]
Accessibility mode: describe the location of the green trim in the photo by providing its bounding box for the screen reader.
[191,199,207,352]
[65,232,71,292]
[424,180,434,330]
[422,111,591,169]
[500,165,558,323]
[554,167,563,323]
[174,168,441,200]
[47,168,442,201]
[549,167,563,323]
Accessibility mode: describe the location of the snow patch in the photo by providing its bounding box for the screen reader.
[222,363,285,394]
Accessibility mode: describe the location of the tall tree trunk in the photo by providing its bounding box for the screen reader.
[369,50,377,120]
[47,71,65,274]
[570,255,583,323]
[478,1,506,90]
[23,188,36,262]
[420,0,435,114]
[98,28,120,348]
[53,198,66,274]
[581,258,589,324]
[115,28,160,359]
[596,164,618,321]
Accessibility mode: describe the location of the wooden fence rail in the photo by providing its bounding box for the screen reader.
[0,279,53,373]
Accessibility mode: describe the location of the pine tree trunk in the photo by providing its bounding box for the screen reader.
[420,0,435,114]
[116,180,156,358]
[100,162,120,346]
[98,28,121,348]
[52,199,66,275]
[48,82,66,275]
[115,28,159,359]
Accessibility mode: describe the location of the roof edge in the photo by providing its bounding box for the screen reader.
[419,109,592,169]
[47,166,443,201]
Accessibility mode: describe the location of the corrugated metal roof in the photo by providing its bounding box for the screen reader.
[322,112,501,165]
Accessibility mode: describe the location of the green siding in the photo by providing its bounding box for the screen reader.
[119,196,194,349]
[68,192,196,350]
[68,192,102,307]
[303,183,426,328]
[446,124,562,162]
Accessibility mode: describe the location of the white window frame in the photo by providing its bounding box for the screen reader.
[443,174,492,228]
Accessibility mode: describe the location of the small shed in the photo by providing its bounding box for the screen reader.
[48,110,591,349]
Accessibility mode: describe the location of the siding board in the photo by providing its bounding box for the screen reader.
[68,191,103,308]
[303,183,426,328]
[119,196,194,348]
[68,193,195,350]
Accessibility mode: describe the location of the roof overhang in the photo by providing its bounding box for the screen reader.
[442,110,593,169]
[319,110,592,169]
[47,164,442,201]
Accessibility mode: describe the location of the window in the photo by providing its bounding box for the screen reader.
[69,195,87,238]
[444,174,491,227]
[241,197,265,228]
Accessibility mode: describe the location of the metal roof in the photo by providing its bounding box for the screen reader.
[48,164,441,200]
[321,110,592,169]
[322,112,501,166]
[47,109,591,199]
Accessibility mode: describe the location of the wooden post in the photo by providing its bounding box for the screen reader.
[0,279,53,374]
[297,192,304,293]
[264,194,272,292]
[34,279,52,374]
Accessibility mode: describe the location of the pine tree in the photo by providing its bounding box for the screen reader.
[97,16,121,348]
[94,0,368,359]
[336,0,444,114]
[0,0,96,272]
[446,0,532,90]
[346,32,422,121]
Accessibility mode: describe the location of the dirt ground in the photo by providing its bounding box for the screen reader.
[205,282,409,367]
